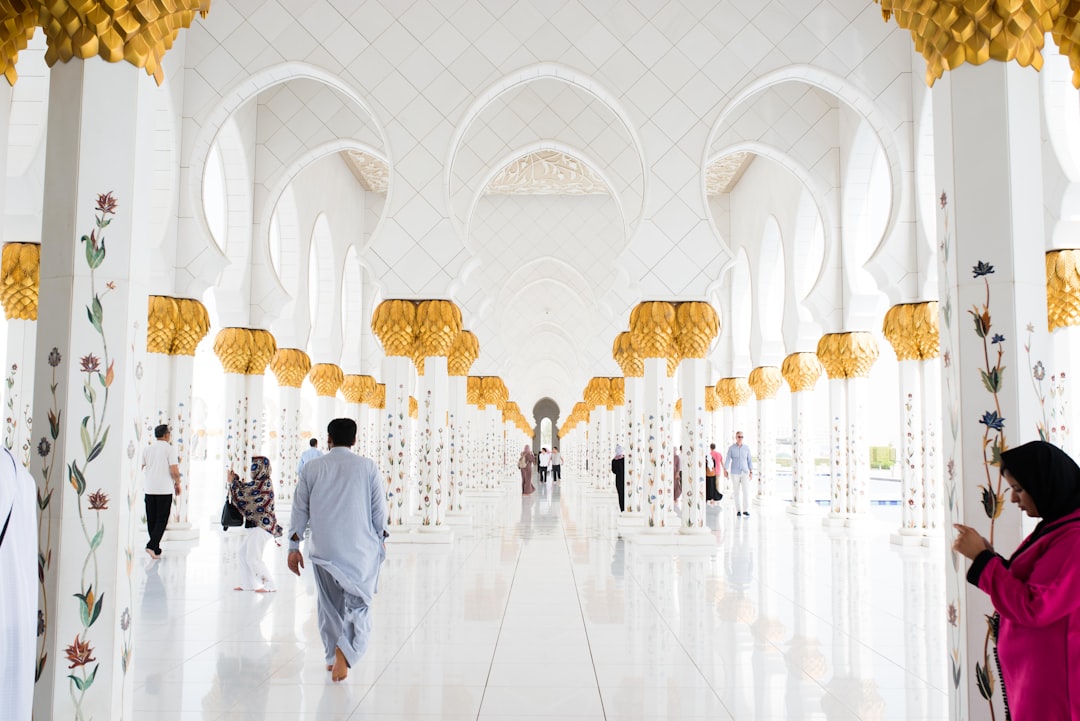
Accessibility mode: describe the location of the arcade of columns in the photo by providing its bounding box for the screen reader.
[3,2,1080,720]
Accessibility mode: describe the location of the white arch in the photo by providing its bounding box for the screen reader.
[445,63,648,236]
[187,62,390,266]
[704,65,906,273]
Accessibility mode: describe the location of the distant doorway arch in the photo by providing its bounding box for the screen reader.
[532,397,561,453]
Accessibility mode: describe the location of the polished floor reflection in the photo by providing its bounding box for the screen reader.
[134,476,948,720]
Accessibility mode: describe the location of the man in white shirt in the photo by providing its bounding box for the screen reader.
[298,437,322,476]
[550,447,562,482]
[538,447,551,483]
[724,431,755,517]
[141,424,180,559]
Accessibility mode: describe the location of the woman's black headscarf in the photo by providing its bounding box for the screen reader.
[999,440,1080,522]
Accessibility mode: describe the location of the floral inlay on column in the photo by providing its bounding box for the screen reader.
[35,347,62,682]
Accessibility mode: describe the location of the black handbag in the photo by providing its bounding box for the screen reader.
[221,500,243,530]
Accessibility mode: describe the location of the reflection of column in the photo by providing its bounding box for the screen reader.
[415,300,461,528]
[448,331,478,512]
[898,546,932,720]
[269,349,310,507]
[817,333,879,522]
[786,516,826,720]
[782,353,822,512]
[0,242,38,466]
[630,302,675,529]
[883,303,941,542]
[748,367,782,503]
[931,60,1043,720]
[675,302,719,531]
[371,300,417,526]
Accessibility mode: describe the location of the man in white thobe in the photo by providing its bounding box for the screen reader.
[1,447,37,720]
[287,418,387,682]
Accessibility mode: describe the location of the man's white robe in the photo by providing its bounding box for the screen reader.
[289,447,387,666]
[0,449,37,721]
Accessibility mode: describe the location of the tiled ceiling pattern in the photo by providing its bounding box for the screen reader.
[450,78,644,232]
[184,0,909,412]
[465,194,626,413]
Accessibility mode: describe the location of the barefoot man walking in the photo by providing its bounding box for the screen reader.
[287,418,388,682]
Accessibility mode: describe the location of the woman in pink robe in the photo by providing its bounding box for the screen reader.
[954,440,1080,720]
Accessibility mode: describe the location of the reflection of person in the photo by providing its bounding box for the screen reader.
[518,445,535,495]
[725,432,754,517]
[142,424,180,559]
[705,443,724,505]
[298,437,321,476]
[229,456,283,592]
[612,445,626,512]
[287,418,388,683]
[953,441,1080,720]
[0,448,36,721]
[551,447,562,482]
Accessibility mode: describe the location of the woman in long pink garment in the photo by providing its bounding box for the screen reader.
[954,440,1080,720]
[518,444,536,495]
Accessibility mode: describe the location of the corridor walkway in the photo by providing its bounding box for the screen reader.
[133,476,948,720]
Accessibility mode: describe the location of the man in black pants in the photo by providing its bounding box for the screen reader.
[551,447,562,482]
[141,424,180,559]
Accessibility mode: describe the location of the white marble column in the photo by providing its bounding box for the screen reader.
[933,60,1048,721]
[0,243,39,466]
[782,353,823,513]
[749,367,782,504]
[677,357,710,532]
[418,355,451,529]
[447,374,468,513]
[269,348,310,509]
[380,356,414,526]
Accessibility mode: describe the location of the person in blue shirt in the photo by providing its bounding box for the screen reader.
[724,431,754,517]
[298,437,322,477]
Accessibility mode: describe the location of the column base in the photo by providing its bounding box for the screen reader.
[470,487,506,497]
[445,511,473,526]
[822,514,848,529]
[678,525,714,539]
[786,502,819,516]
[391,526,455,544]
[890,528,926,546]
[160,523,200,542]
[628,526,716,547]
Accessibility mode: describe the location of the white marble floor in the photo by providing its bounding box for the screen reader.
[134,477,949,720]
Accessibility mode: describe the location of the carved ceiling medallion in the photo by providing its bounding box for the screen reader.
[706,152,754,195]
[341,150,389,194]
[486,150,609,196]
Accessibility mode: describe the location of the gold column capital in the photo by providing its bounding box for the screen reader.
[715,377,752,407]
[0,1,37,85]
[882,302,940,361]
[448,330,479,376]
[481,376,508,409]
[704,385,719,412]
[673,301,719,360]
[146,295,179,355]
[309,363,344,397]
[584,377,611,410]
[246,329,277,375]
[817,331,880,379]
[38,0,211,85]
[371,299,417,357]
[269,349,311,388]
[214,328,275,375]
[610,377,625,406]
[408,395,418,419]
[612,331,644,378]
[0,242,39,320]
[876,0,1057,87]
[172,298,211,355]
[629,301,676,359]
[341,374,376,404]
[415,299,462,357]
[466,376,482,406]
[1047,249,1080,331]
[748,366,783,400]
[371,383,386,409]
[782,352,824,393]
